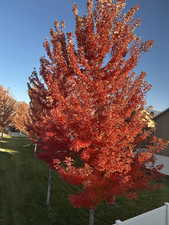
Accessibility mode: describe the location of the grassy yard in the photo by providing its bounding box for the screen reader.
[0,136,169,225]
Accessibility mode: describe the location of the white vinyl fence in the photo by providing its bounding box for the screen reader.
[113,203,169,225]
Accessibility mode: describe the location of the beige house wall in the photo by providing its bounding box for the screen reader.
[154,108,169,156]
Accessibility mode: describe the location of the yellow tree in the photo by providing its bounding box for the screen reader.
[12,101,29,135]
[0,85,16,138]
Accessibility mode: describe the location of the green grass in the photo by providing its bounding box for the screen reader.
[0,136,169,225]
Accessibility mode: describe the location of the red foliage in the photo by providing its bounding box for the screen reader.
[27,0,169,209]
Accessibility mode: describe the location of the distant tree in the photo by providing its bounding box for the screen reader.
[12,101,29,135]
[0,85,16,139]
[27,0,169,224]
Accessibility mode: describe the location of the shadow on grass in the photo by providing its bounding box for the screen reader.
[0,137,18,158]
[0,136,34,154]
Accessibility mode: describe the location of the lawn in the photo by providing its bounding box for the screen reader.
[0,136,169,225]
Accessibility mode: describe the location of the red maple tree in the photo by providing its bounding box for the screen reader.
[27,0,168,224]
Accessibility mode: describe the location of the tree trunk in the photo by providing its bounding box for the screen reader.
[34,143,37,157]
[0,130,4,140]
[46,168,52,207]
[89,208,95,225]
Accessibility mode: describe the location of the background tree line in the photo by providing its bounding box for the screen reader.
[0,85,29,139]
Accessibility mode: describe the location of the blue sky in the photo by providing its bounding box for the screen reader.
[0,0,169,111]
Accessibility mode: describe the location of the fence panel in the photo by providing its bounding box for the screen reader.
[113,203,169,225]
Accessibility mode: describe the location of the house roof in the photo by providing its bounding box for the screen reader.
[153,107,169,120]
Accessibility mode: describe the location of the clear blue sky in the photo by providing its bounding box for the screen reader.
[0,0,169,111]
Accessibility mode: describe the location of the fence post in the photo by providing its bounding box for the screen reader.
[165,202,169,225]
[115,220,123,225]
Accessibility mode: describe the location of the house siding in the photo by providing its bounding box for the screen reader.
[154,108,169,156]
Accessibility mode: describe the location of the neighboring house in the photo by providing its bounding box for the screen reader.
[5,126,26,137]
[154,107,169,156]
